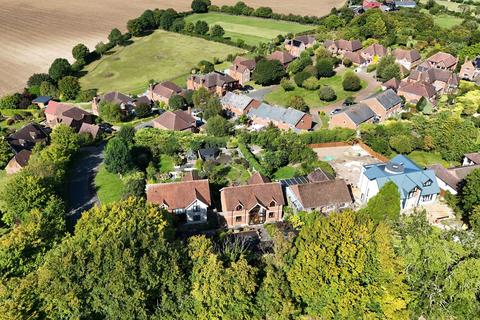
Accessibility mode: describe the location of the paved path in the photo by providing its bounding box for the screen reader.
[67,143,105,224]
[246,85,278,101]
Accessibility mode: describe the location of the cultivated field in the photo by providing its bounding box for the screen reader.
[80,31,244,94]
[184,13,314,45]
[0,0,344,95]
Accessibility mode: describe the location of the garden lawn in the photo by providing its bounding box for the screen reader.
[80,30,244,94]
[184,13,314,46]
[226,163,251,185]
[0,109,43,130]
[159,155,175,173]
[407,151,459,168]
[264,72,366,108]
[94,165,124,205]
[273,166,297,180]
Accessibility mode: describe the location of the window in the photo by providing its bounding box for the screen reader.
[193,214,201,222]
[423,180,432,187]
[193,205,200,212]
[269,201,276,207]
[422,194,433,202]
[236,204,243,211]
[235,216,242,223]
[268,212,275,219]
[408,189,416,199]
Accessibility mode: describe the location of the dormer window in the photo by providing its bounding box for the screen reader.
[269,200,276,207]
[236,204,243,211]
[423,180,432,187]
[408,190,416,199]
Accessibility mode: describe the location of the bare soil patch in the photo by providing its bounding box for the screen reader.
[0,0,344,95]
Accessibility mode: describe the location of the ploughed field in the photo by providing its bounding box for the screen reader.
[80,31,245,94]
[184,12,315,45]
[0,0,344,95]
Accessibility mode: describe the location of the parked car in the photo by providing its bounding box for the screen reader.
[329,108,342,116]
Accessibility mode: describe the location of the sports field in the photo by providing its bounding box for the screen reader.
[80,30,244,94]
[184,13,315,45]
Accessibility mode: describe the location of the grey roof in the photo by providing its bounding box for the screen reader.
[221,92,253,111]
[370,89,402,111]
[248,103,306,127]
[32,96,51,104]
[341,103,375,125]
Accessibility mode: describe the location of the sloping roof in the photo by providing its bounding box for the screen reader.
[220,182,285,211]
[267,51,295,65]
[427,52,457,69]
[152,81,183,99]
[153,110,195,131]
[409,68,458,86]
[362,43,387,57]
[248,172,270,185]
[383,78,401,90]
[428,163,480,192]
[289,180,353,209]
[32,96,51,104]
[45,101,74,116]
[248,103,307,127]
[221,92,253,111]
[101,91,133,105]
[146,179,211,210]
[12,150,32,168]
[307,168,334,182]
[398,81,436,98]
[366,88,402,111]
[344,51,366,65]
[78,123,100,138]
[135,96,151,106]
[295,35,316,45]
[465,152,480,164]
[393,48,421,63]
[363,155,440,199]
[325,39,362,51]
[182,170,200,181]
[62,107,92,121]
[339,103,375,125]
[7,122,48,153]
[190,71,237,88]
[233,56,256,70]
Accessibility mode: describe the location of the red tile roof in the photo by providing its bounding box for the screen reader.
[146,179,211,210]
[220,182,285,212]
[153,110,196,131]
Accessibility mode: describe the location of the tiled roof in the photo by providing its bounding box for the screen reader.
[383,78,401,90]
[289,180,353,209]
[152,81,183,99]
[393,48,421,63]
[428,163,480,192]
[426,52,457,69]
[339,103,375,125]
[12,150,32,168]
[465,152,480,164]
[7,122,48,153]
[78,123,100,138]
[153,110,196,131]
[101,91,133,105]
[146,179,211,210]
[398,81,437,99]
[248,172,270,185]
[325,39,362,51]
[220,182,285,212]
[233,56,256,70]
[221,92,253,111]
[267,51,295,64]
[362,43,387,57]
[248,103,306,127]
[344,51,365,65]
[190,71,237,88]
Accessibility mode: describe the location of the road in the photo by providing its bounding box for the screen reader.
[246,85,278,101]
[66,143,105,225]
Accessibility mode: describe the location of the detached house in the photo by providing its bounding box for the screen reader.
[153,110,197,132]
[429,163,480,195]
[329,103,376,130]
[361,43,387,64]
[392,48,421,70]
[362,89,403,121]
[344,51,367,66]
[146,177,211,224]
[228,56,256,85]
[187,71,238,96]
[92,91,134,116]
[267,51,295,67]
[284,35,317,57]
[423,52,458,71]
[406,67,459,95]
[463,152,480,166]
[397,81,437,104]
[247,103,313,131]
[324,39,362,56]
[147,81,183,104]
[359,155,440,210]
[219,175,285,228]
[221,92,260,116]
[459,57,480,81]
[44,101,98,133]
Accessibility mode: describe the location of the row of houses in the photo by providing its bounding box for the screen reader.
[146,169,354,228]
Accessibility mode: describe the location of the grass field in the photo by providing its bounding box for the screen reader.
[265,71,366,108]
[273,166,297,180]
[408,151,459,168]
[420,9,464,28]
[80,30,244,94]
[184,12,314,45]
[94,165,124,205]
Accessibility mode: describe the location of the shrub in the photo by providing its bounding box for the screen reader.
[76,89,97,103]
[27,73,52,88]
[281,78,295,91]
[294,71,311,87]
[194,20,209,35]
[287,95,309,112]
[316,58,335,77]
[302,77,320,90]
[342,71,361,91]
[58,76,81,101]
[72,43,89,61]
[169,95,187,110]
[318,86,337,101]
[343,58,352,67]
[366,63,377,73]
[253,60,286,86]
[210,25,225,37]
[191,0,209,13]
[135,103,152,118]
[304,65,319,78]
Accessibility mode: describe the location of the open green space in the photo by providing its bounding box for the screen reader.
[264,71,366,108]
[226,163,251,185]
[273,166,298,180]
[159,155,175,173]
[94,164,124,205]
[420,0,474,12]
[184,12,314,46]
[0,109,43,130]
[420,9,464,28]
[80,30,244,95]
[408,151,459,168]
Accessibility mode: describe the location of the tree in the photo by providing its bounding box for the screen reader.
[253,59,286,86]
[48,58,72,81]
[95,41,109,56]
[58,76,81,100]
[35,198,188,319]
[359,181,400,223]
[108,28,123,45]
[455,90,480,116]
[135,103,152,118]
[389,134,414,154]
[364,13,387,38]
[254,6,273,18]
[0,94,20,109]
[198,60,214,73]
[318,86,337,101]
[294,71,311,87]
[117,125,136,145]
[192,87,211,110]
[194,20,209,35]
[287,95,309,112]
[159,9,178,30]
[206,115,232,136]
[281,78,295,91]
[99,101,123,122]
[460,169,480,217]
[287,56,312,74]
[72,43,89,61]
[27,73,51,88]
[39,81,58,98]
[0,137,13,169]
[122,172,146,199]
[192,0,209,13]
[376,55,400,82]
[171,18,186,32]
[316,58,335,77]
[127,18,145,36]
[169,95,187,110]
[210,24,225,37]
[302,77,320,90]
[342,71,361,91]
[203,97,222,120]
[104,137,131,174]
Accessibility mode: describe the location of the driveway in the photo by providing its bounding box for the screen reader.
[246,85,278,101]
[67,143,105,224]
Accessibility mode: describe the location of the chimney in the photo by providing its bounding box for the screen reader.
[19,139,26,146]
[187,107,192,115]
[29,131,38,140]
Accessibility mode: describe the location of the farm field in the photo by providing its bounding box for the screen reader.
[0,0,344,96]
[80,30,244,94]
[185,13,314,45]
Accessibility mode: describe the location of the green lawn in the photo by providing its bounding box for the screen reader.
[408,151,459,168]
[226,163,251,185]
[184,12,314,46]
[264,71,366,109]
[80,30,244,95]
[0,109,43,130]
[273,166,298,180]
[420,10,464,28]
[94,165,124,205]
[159,155,175,173]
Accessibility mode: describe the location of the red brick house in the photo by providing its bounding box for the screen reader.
[267,51,295,67]
[329,103,376,130]
[423,52,458,71]
[153,110,197,132]
[220,92,261,116]
[361,43,387,64]
[147,81,184,104]
[397,81,437,104]
[228,56,256,85]
[187,71,238,96]
[324,39,362,56]
[284,35,317,57]
[362,89,403,121]
[392,48,421,70]
[92,91,134,116]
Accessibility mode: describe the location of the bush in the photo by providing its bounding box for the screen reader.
[210,25,225,37]
[48,58,72,82]
[39,81,58,98]
[304,65,319,78]
[72,43,90,61]
[253,60,286,86]
[302,77,320,90]
[99,101,123,122]
[366,63,377,73]
[238,142,267,175]
[343,58,352,67]
[316,58,335,77]
[198,60,215,73]
[206,115,233,137]
[281,78,295,91]
[194,20,209,35]
[27,73,52,88]
[318,86,337,101]
[294,71,311,87]
[76,89,97,103]
[287,95,309,112]
[58,76,81,100]
[0,94,20,109]
[191,0,209,13]
[342,71,361,91]
[122,171,146,199]
[169,95,187,110]
[135,103,152,118]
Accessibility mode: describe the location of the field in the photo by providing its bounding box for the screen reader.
[420,9,463,28]
[184,13,314,45]
[80,31,244,94]
[0,0,344,96]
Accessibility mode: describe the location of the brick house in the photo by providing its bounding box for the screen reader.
[147,81,183,104]
[187,71,238,96]
[228,56,256,85]
[45,101,95,130]
[329,103,376,130]
[219,178,285,228]
[423,51,458,71]
[153,110,197,132]
[343,51,367,66]
[146,178,212,224]
[324,39,362,56]
[284,35,317,57]
[459,59,480,81]
[92,91,134,116]
[397,81,437,104]
[220,92,261,116]
[392,48,421,70]
[362,89,403,121]
[267,51,296,67]
[247,103,313,131]
[361,43,387,64]
[406,67,459,95]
